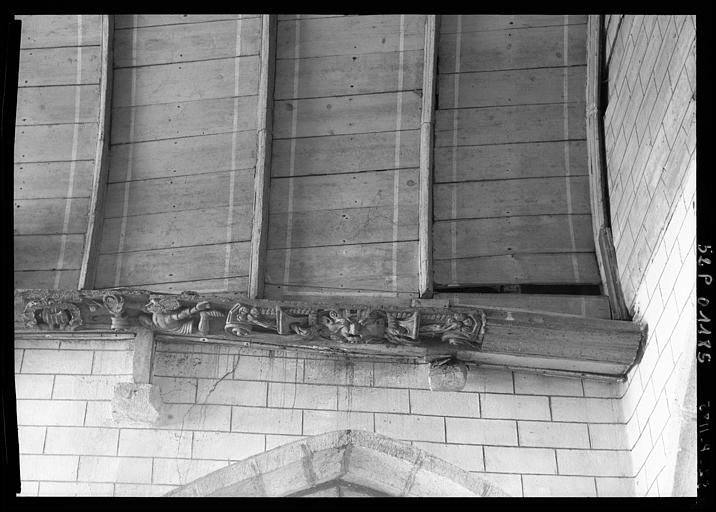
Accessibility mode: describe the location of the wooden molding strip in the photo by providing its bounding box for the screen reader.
[418,15,439,299]
[585,15,630,320]
[78,15,114,289]
[248,14,277,299]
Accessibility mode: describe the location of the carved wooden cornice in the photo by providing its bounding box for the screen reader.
[13,288,646,380]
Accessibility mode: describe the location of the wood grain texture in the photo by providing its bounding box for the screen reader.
[15,270,80,289]
[18,47,101,87]
[277,15,425,59]
[440,15,588,34]
[436,292,611,318]
[114,15,258,29]
[268,206,419,249]
[266,242,419,292]
[434,253,601,286]
[434,102,586,147]
[269,169,419,213]
[14,198,90,235]
[108,132,257,182]
[112,56,260,107]
[16,85,100,125]
[438,66,586,109]
[124,278,250,294]
[433,176,591,220]
[586,15,608,257]
[271,130,419,177]
[274,50,423,99]
[16,15,103,48]
[249,15,277,299]
[419,15,438,298]
[14,123,98,162]
[273,91,421,139]
[481,324,637,363]
[432,214,596,259]
[598,227,630,320]
[79,15,113,290]
[113,18,261,67]
[95,242,251,287]
[434,141,588,183]
[111,95,258,144]
[104,170,254,218]
[14,234,85,271]
[586,15,630,320]
[277,15,346,21]
[460,353,627,377]
[263,284,418,301]
[99,204,254,254]
[438,23,586,73]
[14,161,95,199]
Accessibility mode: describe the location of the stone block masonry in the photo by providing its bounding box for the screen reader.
[16,335,640,497]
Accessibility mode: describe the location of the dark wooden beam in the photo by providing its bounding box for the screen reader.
[78,15,114,289]
[585,15,630,320]
[14,287,645,380]
[248,14,278,299]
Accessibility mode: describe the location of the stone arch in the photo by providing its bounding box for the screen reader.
[167,430,509,497]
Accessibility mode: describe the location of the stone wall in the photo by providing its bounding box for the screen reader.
[602,14,696,496]
[16,337,639,497]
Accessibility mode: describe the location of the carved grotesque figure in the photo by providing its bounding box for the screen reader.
[139,297,222,335]
[23,299,82,331]
[318,309,382,344]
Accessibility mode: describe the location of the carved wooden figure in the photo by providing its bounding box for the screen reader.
[103,292,130,330]
[139,296,223,335]
[23,299,82,331]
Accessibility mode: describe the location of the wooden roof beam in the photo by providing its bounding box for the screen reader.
[248,14,278,299]
[418,15,438,298]
[585,15,630,320]
[78,15,114,289]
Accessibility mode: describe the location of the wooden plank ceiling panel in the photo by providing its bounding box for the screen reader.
[432,15,599,289]
[95,242,251,288]
[113,18,261,67]
[266,15,426,296]
[271,131,420,178]
[276,15,425,59]
[108,131,257,182]
[112,56,260,107]
[99,16,261,292]
[114,15,258,29]
[434,141,588,183]
[16,85,100,125]
[434,253,601,286]
[18,46,101,87]
[13,15,105,290]
[16,14,103,48]
[432,214,596,259]
[438,22,587,73]
[433,177,592,220]
[14,162,94,199]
